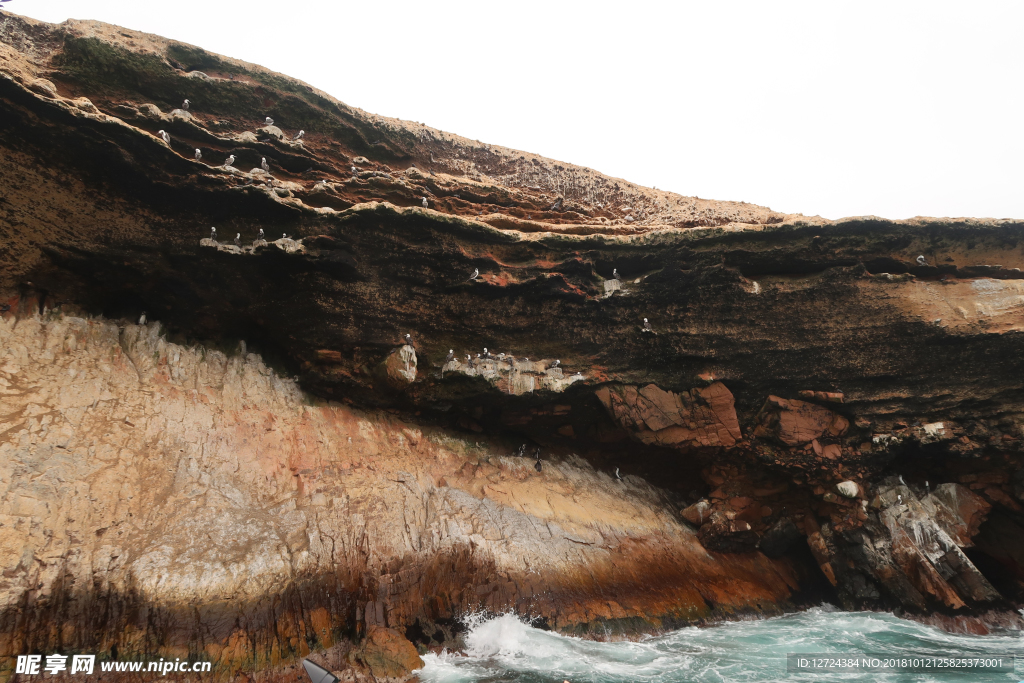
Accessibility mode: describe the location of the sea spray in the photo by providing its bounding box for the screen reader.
[418,607,1022,682]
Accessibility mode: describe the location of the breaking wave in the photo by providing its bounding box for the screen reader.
[418,608,1022,682]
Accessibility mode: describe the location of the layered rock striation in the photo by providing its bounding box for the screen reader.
[1,10,1024,682]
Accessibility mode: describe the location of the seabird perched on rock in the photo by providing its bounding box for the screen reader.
[261,157,270,172]
[643,318,653,333]
[614,467,622,481]
[225,154,235,167]
[351,166,357,174]
[916,255,927,266]
[534,447,541,460]
[535,460,542,472]
[445,349,455,363]
[195,148,202,161]
[498,353,506,360]
[897,494,903,505]
[294,130,305,140]
[265,117,274,126]
[468,268,480,281]
[282,233,288,239]
[182,99,190,110]
[404,333,413,346]
[465,354,471,363]
[925,480,930,494]
[138,311,146,325]
[421,197,428,208]
[258,228,264,240]
[158,129,170,144]
[483,347,490,359]
[210,227,217,240]
[899,475,906,485]
[613,268,620,280]
[552,360,560,368]
[234,233,241,246]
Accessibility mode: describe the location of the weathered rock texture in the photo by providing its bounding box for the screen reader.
[0,314,798,680]
[1,9,1024,681]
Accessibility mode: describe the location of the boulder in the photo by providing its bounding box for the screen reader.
[385,345,417,385]
[835,481,859,498]
[697,512,759,553]
[349,626,423,679]
[681,499,711,526]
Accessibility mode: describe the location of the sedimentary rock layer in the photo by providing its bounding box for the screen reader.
[1,10,1024,682]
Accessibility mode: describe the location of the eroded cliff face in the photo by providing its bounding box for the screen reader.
[0,314,800,680]
[2,10,1024,682]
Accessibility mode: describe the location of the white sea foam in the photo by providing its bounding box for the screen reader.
[418,608,1022,682]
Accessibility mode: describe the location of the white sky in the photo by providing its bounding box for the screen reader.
[11,1,1024,220]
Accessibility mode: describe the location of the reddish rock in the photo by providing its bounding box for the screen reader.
[595,382,742,449]
[754,396,848,446]
[349,626,423,679]
[924,483,991,548]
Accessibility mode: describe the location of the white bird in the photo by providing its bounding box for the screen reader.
[294,130,305,140]
[261,157,270,172]
[916,255,927,266]
[897,494,903,505]
[182,99,190,110]
[158,129,170,144]
[138,311,147,325]
[445,349,455,363]
[194,148,202,160]
[614,467,622,481]
[468,268,479,281]
[265,117,274,126]
[258,229,264,240]
[465,354,471,362]
[899,475,906,485]
[404,333,413,345]
[552,359,560,367]
[224,154,235,166]
[234,233,241,246]
[282,233,288,239]
[210,227,217,240]
[351,166,357,174]
[421,197,428,208]
[643,318,653,332]
[613,268,620,280]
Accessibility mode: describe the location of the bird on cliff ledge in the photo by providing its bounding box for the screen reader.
[261,157,270,172]
[138,311,146,325]
[643,318,653,332]
[258,228,264,240]
[421,196,428,208]
[157,129,170,144]
[445,349,455,363]
[613,268,621,280]
[404,333,413,346]
[224,154,235,167]
[483,347,491,359]
[182,99,190,110]
[615,467,622,481]
[468,268,480,281]
[210,227,217,240]
[265,116,274,126]
[294,130,304,140]
[194,148,202,161]
[234,233,241,246]
[552,359,560,368]
[916,255,927,266]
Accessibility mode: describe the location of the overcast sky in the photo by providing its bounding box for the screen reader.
[12,1,1024,220]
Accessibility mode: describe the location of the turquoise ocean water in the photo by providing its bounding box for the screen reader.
[417,607,1022,682]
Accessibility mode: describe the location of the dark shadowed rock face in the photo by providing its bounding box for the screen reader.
[1,11,1024,682]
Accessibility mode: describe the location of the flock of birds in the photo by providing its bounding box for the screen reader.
[155,104,305,176]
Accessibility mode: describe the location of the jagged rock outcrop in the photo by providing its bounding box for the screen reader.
[1,9,1024,681]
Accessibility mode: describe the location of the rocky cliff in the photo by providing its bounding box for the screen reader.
[2,11,1024,682]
